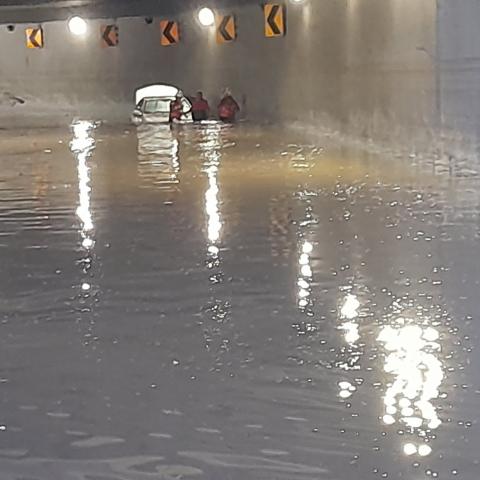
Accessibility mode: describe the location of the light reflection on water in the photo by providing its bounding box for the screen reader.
[136,124,180,190]
[294,190,318,336]
[340,293,361,345]
[378,316,444,456]
[70,120,96,253]
[205,160,221,247]
[199,124,231,363]
[325,177,466,468]
[337,292,362,399]
[201,124,223,258]
[297,240,314,312]
[70,120,98,347]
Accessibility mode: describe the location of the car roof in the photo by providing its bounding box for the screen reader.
[143,96,175,101]
[135,84,179,105]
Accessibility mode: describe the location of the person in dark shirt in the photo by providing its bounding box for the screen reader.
[191,91,210,122]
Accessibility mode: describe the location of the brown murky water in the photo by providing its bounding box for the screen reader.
[0,122,479,479]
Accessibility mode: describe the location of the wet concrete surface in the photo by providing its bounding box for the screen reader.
[0,122,479,479]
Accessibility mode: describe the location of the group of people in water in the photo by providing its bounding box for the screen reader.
[169,89,240,124]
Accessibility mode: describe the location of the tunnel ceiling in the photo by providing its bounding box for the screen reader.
[0,0,259,23]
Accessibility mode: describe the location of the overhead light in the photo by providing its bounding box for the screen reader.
[68,16,88,36]
[198,7,215,27]
[291,0,306,3]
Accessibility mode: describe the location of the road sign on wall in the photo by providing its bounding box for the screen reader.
[160,20,180,46]
[264,4,285,38]
[26,27,44,48]
[216,14,236,44]
[101,24,119,47]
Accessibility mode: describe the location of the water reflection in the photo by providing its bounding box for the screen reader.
[339,292,360,345]
[378,315,444,457]
[336,291,362,400]
[297,240,314,311]
[268,193,293,260]
[70,121,97,346]
[295,192,317,317]
[205,158,221,249]
[3,123,479,480]
[137,125,180,190]
[201,124,223,256]
[71,121,96,253]
[199,124,230,363]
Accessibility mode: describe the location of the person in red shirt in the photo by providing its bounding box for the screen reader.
[169,94,183,123]
[191,91,210,122]
[218,88,240,123]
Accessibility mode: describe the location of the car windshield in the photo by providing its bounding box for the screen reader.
[143,98,171,114]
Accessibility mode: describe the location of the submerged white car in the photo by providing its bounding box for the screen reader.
[131,84,193,126]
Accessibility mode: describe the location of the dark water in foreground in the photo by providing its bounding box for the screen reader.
[0,122,479,480]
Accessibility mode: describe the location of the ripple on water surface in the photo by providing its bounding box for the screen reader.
[0,123,478,479]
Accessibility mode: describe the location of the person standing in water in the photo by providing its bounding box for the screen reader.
[169,93,184,123]
[217,88,240,123]
[191,91,210,122]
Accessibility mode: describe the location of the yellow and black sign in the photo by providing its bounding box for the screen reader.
[26,27,44,49]
[264,4,285,38]
[101,24,119,47]
[160,20,179,46]
[216,14,236,44]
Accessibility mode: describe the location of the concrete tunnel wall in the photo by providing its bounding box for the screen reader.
[437,0,480,145]
[0,0,437,145]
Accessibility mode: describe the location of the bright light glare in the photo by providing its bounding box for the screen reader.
[302,241,313,254]
[297,239,313,311]
[403,443,417,456]
[201,126,222,248]
[300,265,312,277]
[382,414,395,425]
[341,321,360,344]
[206,165,220,243]
[340,294,360,319]
[378,321,444,438]
[68,16,88,36]
[198,7,215,27]
[418,444,432,457]
[339,390,352,399]
[70,121,96,250]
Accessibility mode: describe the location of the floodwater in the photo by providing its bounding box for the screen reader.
[0,121,479,480]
